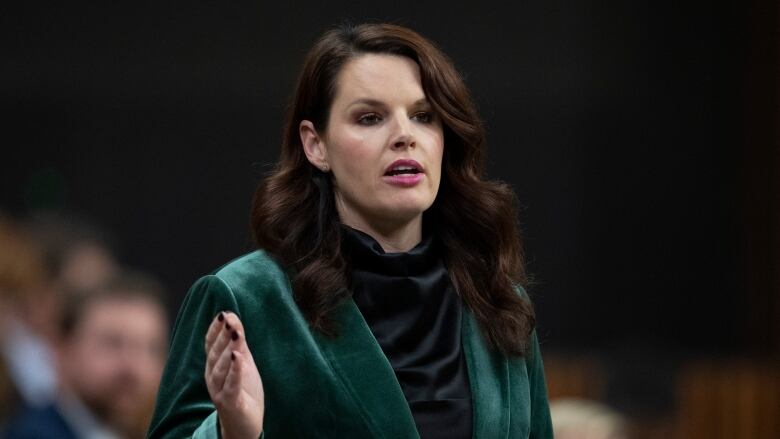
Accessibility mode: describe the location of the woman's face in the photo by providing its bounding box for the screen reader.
[301,53,444,232]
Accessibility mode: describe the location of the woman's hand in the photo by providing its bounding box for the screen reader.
[205,311,264,439]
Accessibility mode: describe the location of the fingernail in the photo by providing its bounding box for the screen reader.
[231,331,239,341]
[225,323,231,331]
[218,312,224,322]
[231,352,235,361]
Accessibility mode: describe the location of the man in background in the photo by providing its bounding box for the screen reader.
[0,210,120,421]
[4,270,169,439]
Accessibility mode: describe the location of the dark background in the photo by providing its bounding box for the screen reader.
[2,0,777,367]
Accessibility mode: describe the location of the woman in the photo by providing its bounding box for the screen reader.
[147,23,552,439]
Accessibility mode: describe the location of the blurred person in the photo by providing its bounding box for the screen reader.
[0,210,120,426]
[25,210,118,295]
[3,270,169,439]
[551,398,630,439]
[0,214,53,422]
[148,23,552,439]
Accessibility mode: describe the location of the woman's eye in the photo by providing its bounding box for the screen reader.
[412,112,433,123]
[357,113,382,125]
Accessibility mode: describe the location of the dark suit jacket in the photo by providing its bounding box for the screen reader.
[147,250,553,438]
[0,356,24,426]
[3,404,77,439]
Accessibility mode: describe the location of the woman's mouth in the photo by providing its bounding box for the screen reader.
[385,166,420,176]
[383,159,424,186]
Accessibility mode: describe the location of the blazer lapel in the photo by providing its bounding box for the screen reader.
[462,308,511,439]
[313,297,420,439]
[313,297,511,439]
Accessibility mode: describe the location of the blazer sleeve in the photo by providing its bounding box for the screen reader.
[526,329,553,438]
[146,275,264,439]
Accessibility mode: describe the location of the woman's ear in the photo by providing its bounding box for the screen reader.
[300,120,329,172]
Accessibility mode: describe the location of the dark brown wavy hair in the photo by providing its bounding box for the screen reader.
[251,23,535,355]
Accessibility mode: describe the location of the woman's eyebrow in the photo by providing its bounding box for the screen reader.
[346,97,429,109]
[347,98,385,109]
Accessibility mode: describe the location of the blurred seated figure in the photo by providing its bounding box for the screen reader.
[0,215,51,423]
[26,210,118,294]
[4,270,169,439]
[0,211,120,423]
[551,397,630,439]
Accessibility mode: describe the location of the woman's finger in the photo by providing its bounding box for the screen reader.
[206,316,237,373]
[205,312,226,379]
[222,313,245,337]
[204,311,226,352]
[223,349,243,398]
[221,313,250,355]
[207,340,234,395]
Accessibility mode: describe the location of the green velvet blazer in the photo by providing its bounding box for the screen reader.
[147,250,553,438]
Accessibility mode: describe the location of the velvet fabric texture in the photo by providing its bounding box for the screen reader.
[146,250,553,438]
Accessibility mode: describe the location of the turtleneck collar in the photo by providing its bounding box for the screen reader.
[340,223,439,277]
[340,220,474,439]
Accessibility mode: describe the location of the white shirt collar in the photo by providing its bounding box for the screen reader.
[0,316,57,406]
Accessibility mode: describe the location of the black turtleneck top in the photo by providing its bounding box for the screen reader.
[341,225,473,439]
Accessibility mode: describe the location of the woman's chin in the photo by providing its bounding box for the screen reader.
[373,201,434,225]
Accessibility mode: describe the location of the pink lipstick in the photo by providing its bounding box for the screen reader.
[383,159,424,187]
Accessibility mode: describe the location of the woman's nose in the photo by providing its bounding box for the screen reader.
[390,113,415,149]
